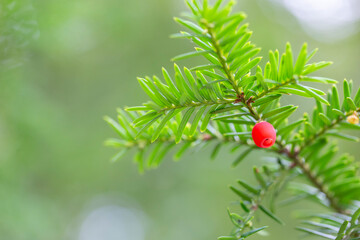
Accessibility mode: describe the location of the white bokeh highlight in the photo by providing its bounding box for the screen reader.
[268,0,360,41]
[78,205,145,240]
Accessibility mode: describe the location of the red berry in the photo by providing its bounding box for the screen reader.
[252,121,276,148]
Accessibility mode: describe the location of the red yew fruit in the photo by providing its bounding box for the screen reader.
[252,121,276,148]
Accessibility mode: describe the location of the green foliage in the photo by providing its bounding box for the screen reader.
[105,108,264,172]
[290,142,360,206]
[219,165,292,239]
[105,0,360,238]
[0,0,39,68]
[297,207,360,239]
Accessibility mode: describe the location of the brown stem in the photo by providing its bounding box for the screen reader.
[206,25,241,98]
[254,78,296,100]
[290,152,345,213]
[299,109,360,153]
[204,22,265,122]
[203,18,348,214]
[158,99,235,113]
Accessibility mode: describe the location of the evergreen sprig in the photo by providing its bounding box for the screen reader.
[219,165,292,240]
[297,207,360,240]
[105,0,360,238]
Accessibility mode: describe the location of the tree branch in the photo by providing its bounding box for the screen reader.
[158,99,235,113]
[254,78,296,100]
[204,23,262,121]
[299,109,360,153]
[205,23,242,98]
[292,153,344,213]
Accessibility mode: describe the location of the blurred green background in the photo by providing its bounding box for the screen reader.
[0,0,359,239]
